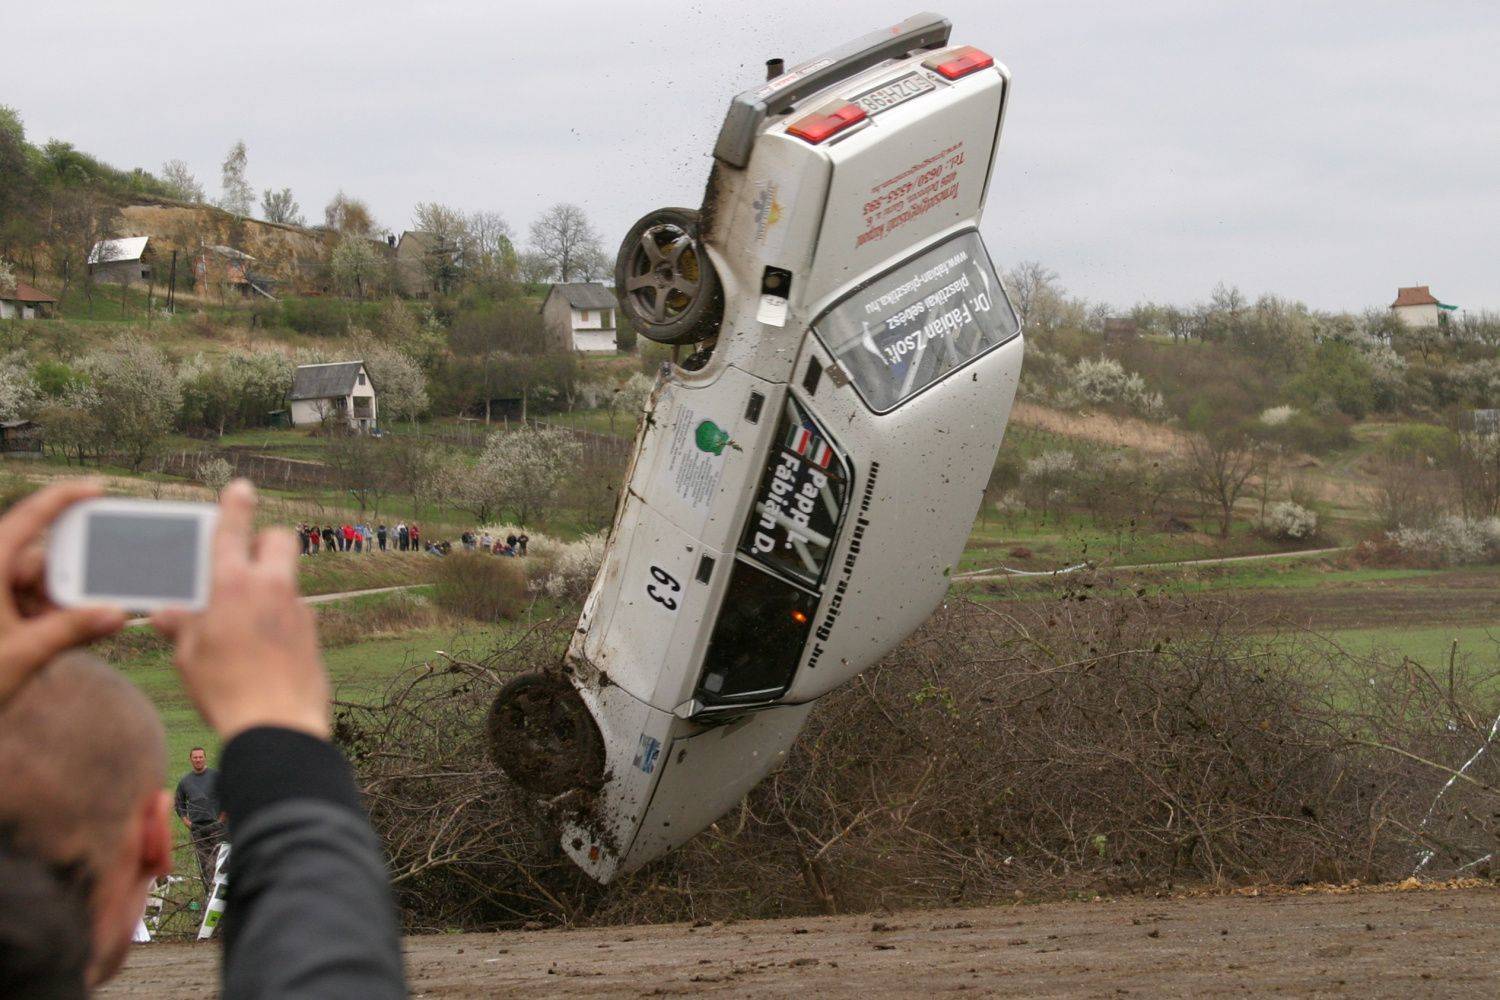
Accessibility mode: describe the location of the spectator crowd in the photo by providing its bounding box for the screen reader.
[297,521,532,559]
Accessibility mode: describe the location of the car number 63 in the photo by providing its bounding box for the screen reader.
[646,565,681,610]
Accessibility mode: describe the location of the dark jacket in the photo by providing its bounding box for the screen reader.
[174,768,222,826]
[219,728,405,998]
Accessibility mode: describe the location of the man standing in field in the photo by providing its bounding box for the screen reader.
[377,523,388,551]
[174,746,225,894]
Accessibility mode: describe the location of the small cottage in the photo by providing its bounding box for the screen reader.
[1390,286,1457,330]
[0,281,57,319]
[541,283,618,352]
[87,237,153,286]
[289,361,378,432]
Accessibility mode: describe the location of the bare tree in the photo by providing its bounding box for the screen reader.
[160,159,205,203]
[527,203,602,283]
[410,202,468,291]
[1004,260,1059,328]
[467,210,515,283]
[516,249,554,286]
[324,432,391,517]
[48,188,118,302]
[324,190,377,237]
[261,187,305,225]
[451,302,551,423]
[217,141,253,217]
[1186,426,1260,537]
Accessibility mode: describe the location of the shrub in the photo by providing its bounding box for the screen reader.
[1259,409,1354,455]
[344,596,1500,931]
[1389,515,1500,566]
[195,456,233,498]
[1264,500,1318,541]
[432,552,529,621]
[1055,356,1164,417]
[525,532,605,601]
[1259,404,1296,427]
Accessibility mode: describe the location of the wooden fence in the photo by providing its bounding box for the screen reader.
[151,448,337,490]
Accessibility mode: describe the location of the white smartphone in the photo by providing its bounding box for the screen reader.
[47,498,219,613]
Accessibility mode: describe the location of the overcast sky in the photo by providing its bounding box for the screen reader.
[5,1,1496,312]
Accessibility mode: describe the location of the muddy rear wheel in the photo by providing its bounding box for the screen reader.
[486,672,605,796]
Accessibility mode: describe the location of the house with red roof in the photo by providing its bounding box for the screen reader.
[1390,285,1457,329]
[0,280,57,320]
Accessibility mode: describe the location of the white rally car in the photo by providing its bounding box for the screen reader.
[488,11,1023,883]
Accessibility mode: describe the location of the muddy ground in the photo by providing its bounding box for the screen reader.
[102,885,1498,998]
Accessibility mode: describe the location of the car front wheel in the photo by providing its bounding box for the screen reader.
[486,672,605,796]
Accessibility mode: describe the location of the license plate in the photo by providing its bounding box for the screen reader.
[851,72,936,117]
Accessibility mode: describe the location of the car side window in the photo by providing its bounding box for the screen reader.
[812,231,1018,412]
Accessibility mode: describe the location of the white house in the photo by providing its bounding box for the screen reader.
[1390,285,1457,329]
[540,283,619,352]
[289,361,378,432]
[87,237,153,285]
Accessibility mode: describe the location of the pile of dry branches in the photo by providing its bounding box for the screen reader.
[340,591,1498,931]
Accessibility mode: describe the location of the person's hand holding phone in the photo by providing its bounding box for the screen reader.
[0,480,128,705]
[153,480,331,742]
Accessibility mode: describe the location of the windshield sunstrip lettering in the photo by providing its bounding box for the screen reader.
[811,231,1019,411]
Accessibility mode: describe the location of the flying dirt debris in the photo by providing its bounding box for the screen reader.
[487,11,1024,882]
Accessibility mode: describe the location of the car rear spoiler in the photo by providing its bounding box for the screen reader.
[712,11,953,168]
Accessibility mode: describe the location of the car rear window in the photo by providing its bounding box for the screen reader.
[812,230,1018,412]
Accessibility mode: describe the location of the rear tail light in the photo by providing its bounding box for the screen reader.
[786,101,867,144]
[924,45,994,81]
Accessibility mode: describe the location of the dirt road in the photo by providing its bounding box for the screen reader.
[102,885,1497,998]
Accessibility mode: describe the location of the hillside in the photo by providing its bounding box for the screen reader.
[116,199,337,293]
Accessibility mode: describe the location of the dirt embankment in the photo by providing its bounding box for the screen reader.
[116,202,336,292]
[101,885,1499,998]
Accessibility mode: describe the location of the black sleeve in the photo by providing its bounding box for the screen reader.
[218,727,406,1000]
[173,779,187,818]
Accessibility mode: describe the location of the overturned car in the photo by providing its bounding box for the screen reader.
[489,11,1024,882]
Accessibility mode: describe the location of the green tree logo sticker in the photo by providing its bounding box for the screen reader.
[695,419,731,455]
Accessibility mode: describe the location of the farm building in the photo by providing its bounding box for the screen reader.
[0,420,42,453]
[0,281,57,319]
[195,245,275,300]
[541,282,618,352]
[1390,286,1458,329]
[395,230,460,297]
[289,361,378,432]
[87,236,154,285]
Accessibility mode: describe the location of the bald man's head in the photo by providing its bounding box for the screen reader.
[0,652,170,985]
[0,652,165,872]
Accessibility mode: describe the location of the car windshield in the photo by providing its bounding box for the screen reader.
[812,230,1018,412]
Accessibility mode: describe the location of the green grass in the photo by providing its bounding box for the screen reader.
[1319,623,1500,672]
[1297,623,1500,708]
[120,621,510,787]
[547,408,636,438]
[297,551,439,595]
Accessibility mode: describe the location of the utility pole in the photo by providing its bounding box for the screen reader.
[167,250,178,313]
